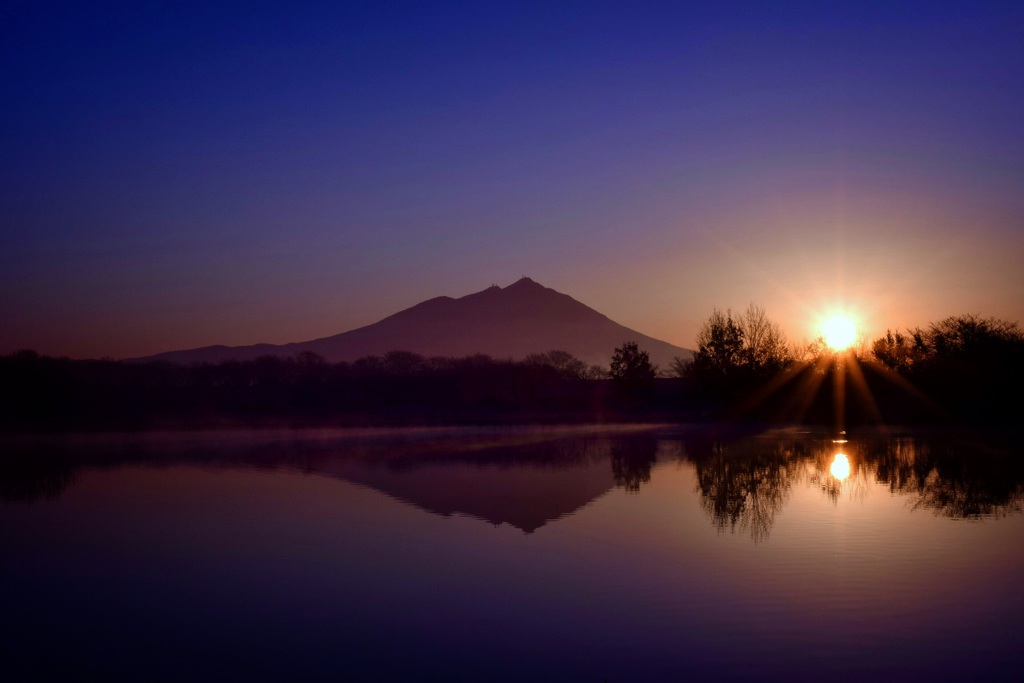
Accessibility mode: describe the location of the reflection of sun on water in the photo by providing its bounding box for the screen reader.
[830,452,851,480]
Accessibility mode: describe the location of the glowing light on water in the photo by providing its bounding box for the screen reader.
[830,452,851,480]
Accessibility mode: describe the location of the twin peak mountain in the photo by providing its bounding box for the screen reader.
[145,277,693,369]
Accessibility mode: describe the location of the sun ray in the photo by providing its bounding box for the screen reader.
[833,353,846,431]
[780,354,833,423]
[843,354,886,426]
[733,360,815,419]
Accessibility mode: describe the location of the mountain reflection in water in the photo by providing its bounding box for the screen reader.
[1,427,659,533]
[2,427,1022,539]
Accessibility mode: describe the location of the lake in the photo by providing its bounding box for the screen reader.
[2,425,1022,681]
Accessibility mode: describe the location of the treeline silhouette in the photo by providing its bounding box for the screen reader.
[0,348,665,430]
[677,310,1024,425]
[3,313,1022,430]
[869,314,1024,423]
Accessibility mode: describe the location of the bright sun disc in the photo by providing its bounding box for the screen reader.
[821,314,857,351]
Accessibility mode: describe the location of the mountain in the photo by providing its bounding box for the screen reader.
[139,277,692,369]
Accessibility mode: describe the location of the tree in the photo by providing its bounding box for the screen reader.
[523,350,589,379]
[687,306,794,405]
[871,330,926,371]
[871,315,1023,370]
[869,314,1024,423]
[668,355,691,378]
[738,304,789,375]
[690,308,745,377]
[382,350,428,375]
[609,341,656,397]
[923,315,1022,359]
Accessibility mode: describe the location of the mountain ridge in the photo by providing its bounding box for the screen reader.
[137,277,692,369]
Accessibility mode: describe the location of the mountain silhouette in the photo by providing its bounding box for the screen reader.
[140,277,692,369]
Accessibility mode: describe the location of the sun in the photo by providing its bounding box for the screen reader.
[820,313,858,351]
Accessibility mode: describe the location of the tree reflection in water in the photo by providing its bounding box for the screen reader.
[3,429,1022,539]
[610,436,658,493]
[0,448,77,503]
[689,437,803,543]
[872,436,1024,518]
[686,431,1024,541]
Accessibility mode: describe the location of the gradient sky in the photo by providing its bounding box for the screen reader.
[3,1,1023,359]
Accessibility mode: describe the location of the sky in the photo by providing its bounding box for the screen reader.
[2,1,1023,359]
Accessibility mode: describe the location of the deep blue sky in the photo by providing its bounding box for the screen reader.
[3,1,1022,358]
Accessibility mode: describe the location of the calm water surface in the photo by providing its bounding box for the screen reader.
[2,426,1023,681]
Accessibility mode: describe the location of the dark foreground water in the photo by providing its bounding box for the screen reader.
[2,426,1023,681]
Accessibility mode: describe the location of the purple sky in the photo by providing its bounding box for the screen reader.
[3,1,1022,359]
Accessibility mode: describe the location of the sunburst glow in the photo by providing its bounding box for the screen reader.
[821,314,858,351]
